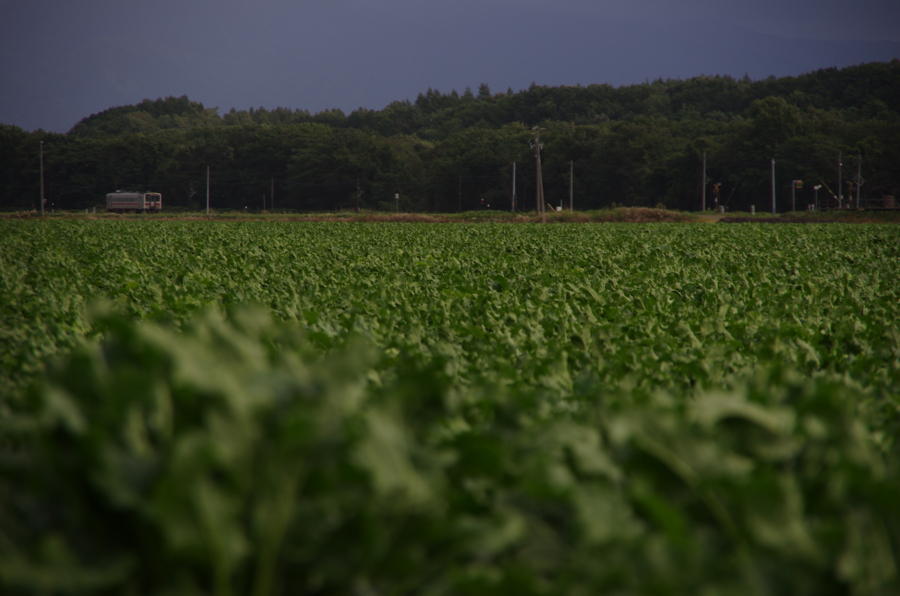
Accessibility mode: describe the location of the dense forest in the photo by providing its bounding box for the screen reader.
[2,60,899,213]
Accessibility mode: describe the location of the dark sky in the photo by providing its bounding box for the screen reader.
[2,0,898,132]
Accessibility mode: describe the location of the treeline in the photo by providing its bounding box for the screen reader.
[2,60,899,213]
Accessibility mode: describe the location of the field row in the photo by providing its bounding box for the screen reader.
[2,220,900,594]
[3,220,899,400]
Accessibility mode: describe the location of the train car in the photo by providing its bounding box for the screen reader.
[105,191,162,212]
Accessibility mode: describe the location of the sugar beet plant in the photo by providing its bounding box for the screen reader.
[1,220,900,595]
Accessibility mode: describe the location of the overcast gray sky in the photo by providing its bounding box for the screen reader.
[1,0,898,132]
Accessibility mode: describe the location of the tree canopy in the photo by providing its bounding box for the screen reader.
[2,60,899,213]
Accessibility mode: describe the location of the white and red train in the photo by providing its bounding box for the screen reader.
[105,191,162,212]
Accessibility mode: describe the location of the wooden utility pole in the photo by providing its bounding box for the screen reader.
[701,151,707,212]
[569,160,573,211]
[770,159,776,217]
[854,154,864,209]
[837,151,842,208]
[511,162,516,212]
[40,141,45,216]
[532,126,546,222]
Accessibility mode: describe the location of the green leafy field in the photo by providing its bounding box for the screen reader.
[2,220,899,595]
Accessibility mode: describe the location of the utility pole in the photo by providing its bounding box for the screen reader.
[531,126,546,222]
[356,179,363,211]
[791,180,803,212]
[569,160,574,211]
[206,166,210,216]
[39,140,45,216]
[511,162,516,212]
[853,154,864,209]
[701,151,707,212]
[837,151,842,208]
[770,159,776,217]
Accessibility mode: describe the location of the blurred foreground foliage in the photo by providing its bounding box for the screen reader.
[2,305,899,596]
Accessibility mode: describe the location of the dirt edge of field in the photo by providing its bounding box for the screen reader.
[718,216,899,224]
[5,208,897,224]
[4,208,697,223]
[2,208,696,223]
